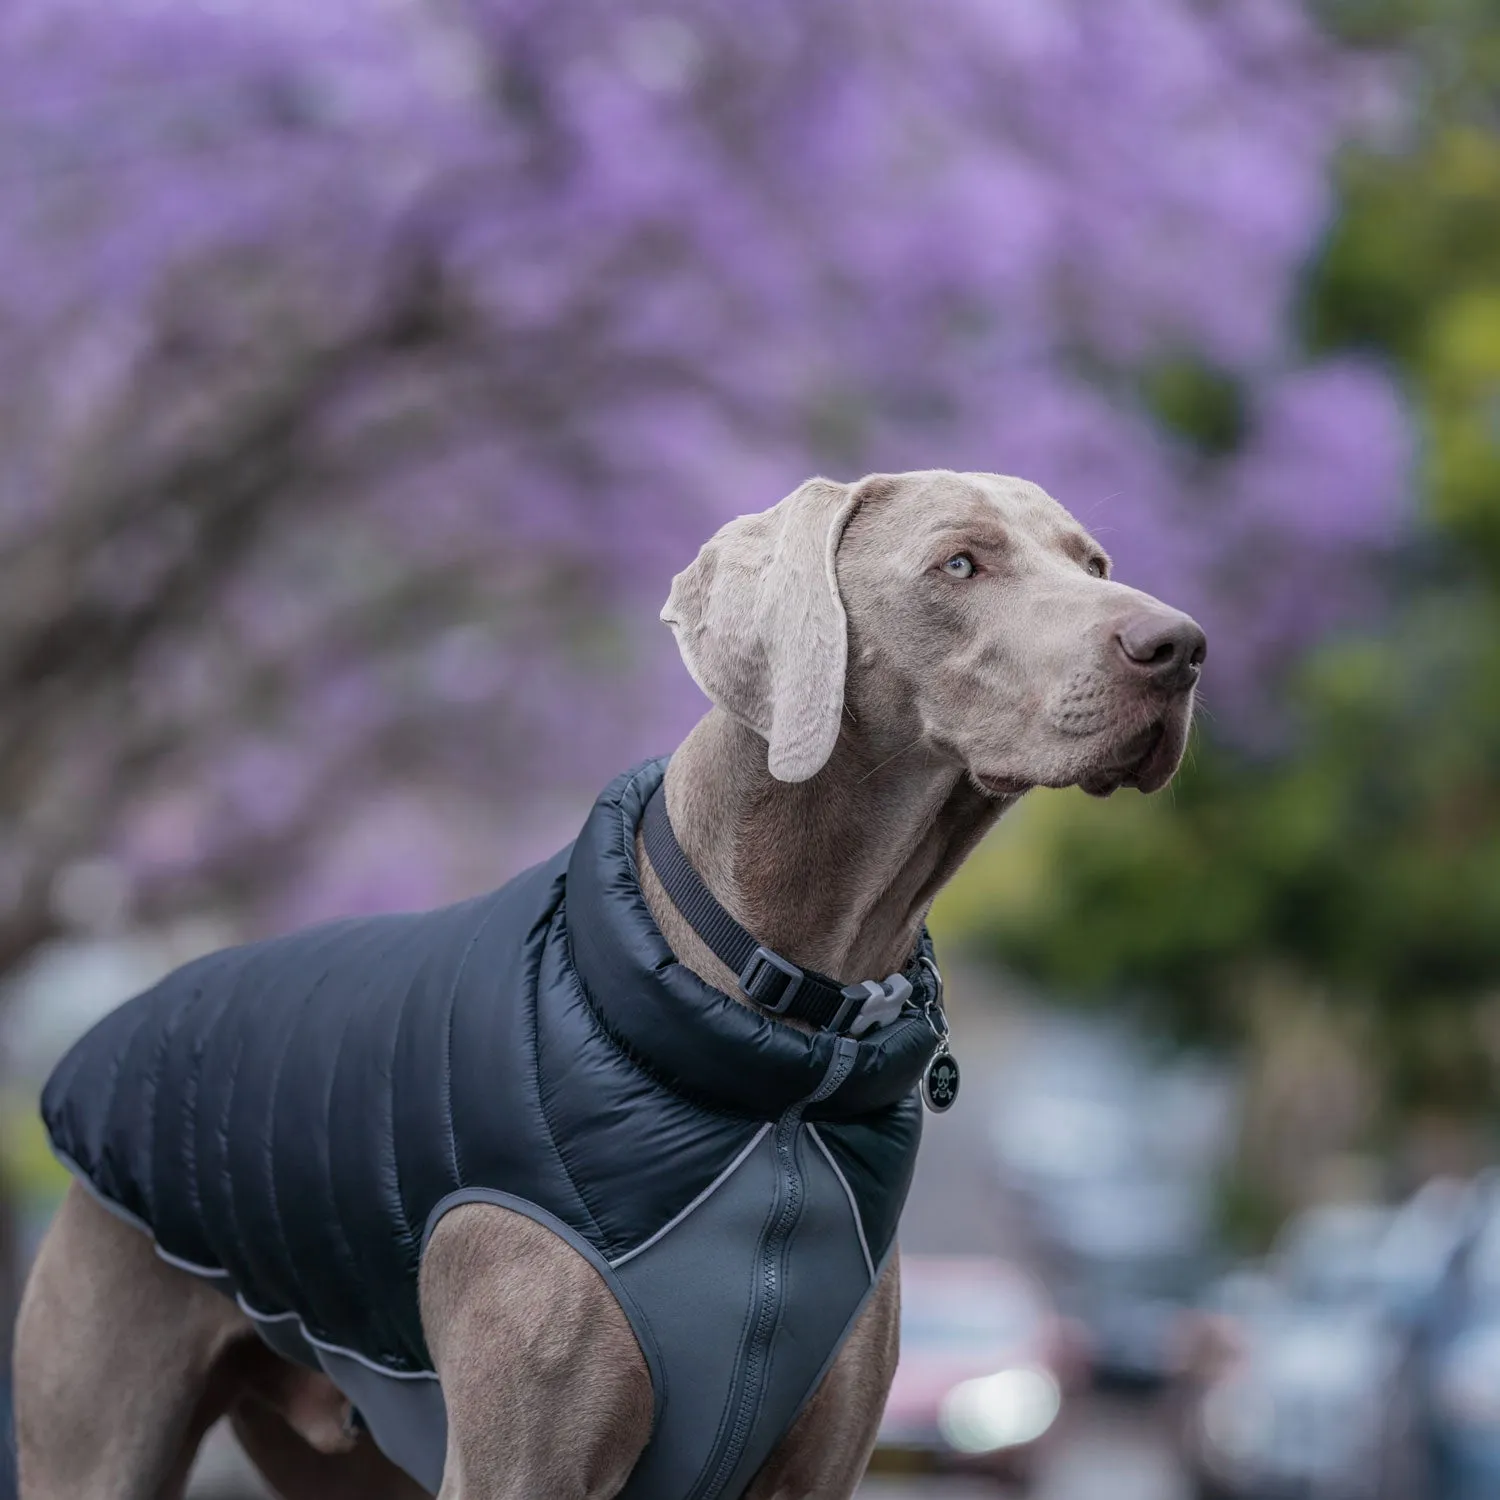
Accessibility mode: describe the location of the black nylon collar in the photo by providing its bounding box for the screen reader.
[640,781,927,1033]
[563,757,942,1120]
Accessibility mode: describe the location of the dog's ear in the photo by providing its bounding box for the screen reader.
[662,477,859,782]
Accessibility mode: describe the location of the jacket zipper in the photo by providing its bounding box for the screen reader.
[692,1040,859,1499]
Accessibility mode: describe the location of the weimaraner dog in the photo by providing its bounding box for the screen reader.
[13,469,1204,1499]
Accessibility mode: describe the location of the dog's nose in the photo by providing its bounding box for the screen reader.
[1116,610,1207,691]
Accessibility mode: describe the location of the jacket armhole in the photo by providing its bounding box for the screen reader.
[420,1188,666,1432]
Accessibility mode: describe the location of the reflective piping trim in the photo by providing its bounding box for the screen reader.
[155,1245,227,1278]
[307,1334,435,1380]
[51,1146,229,1280]
[237,1296,441,1381]
[807,1124,875,1284]
[608,1123,772,1271]
[53,1147,158,1238]
[236,1298,302,1324]
[52,1147,436,1383]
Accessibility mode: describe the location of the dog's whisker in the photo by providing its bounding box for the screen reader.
[1078,491,1124,524]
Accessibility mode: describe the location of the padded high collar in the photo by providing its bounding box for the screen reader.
[564,757,942,1120]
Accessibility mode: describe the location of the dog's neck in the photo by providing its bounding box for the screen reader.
[636,708,1015,1003]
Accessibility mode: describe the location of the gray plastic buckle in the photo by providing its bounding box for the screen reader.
[739,945,805,1013]
[833,973,913,1038]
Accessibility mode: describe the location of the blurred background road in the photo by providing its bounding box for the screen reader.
[4,1,1500,1496]
[851,968,1192,1500]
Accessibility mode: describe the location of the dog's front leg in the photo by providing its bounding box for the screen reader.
[420,1203,653,1500]
[742,1246,902,1500]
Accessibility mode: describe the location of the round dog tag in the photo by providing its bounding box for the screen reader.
[921,1046,960,1112]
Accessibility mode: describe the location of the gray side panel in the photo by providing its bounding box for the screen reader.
[315,1350,448,1496]
[716,1127,874,1498]
[242,1307,323,1371]
[781,1239,896,1438]
[613,1130,780,1500]
[614,1125,871,1500]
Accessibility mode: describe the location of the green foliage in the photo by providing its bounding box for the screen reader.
[1307,123,1500,572]
[1140,356,1248,457]
[1306,0,1500,570]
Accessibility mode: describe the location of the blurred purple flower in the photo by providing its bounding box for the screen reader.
[0,0,1412,940]
[1232,361,1413,549]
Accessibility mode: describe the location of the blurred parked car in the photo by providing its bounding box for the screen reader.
[1407,1176,1500,1500]
[1270,1201,1401,1306]
[1373,1178,1477,1324]
[1177,1205,1425,1500]
[988,1015,1235,1386]
[1041,1170,1215,1386]
[871,1254,1086,1491]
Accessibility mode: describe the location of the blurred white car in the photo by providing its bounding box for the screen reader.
[1185,1303,1407,1500]
[871,1254,1087,1491]
[1177,1205,1426,1500]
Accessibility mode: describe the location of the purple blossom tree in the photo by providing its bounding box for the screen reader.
[0,0,1409,967]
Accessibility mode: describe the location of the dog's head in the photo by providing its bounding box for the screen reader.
[662,469,1204,797]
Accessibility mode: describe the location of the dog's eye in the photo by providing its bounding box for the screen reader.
[1086,556,1108,579]
[942,554,976,579]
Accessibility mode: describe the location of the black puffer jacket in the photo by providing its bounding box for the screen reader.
[42,758,939,1498]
